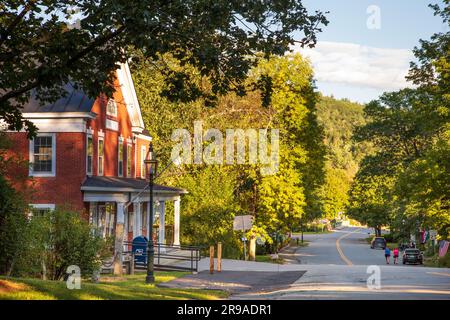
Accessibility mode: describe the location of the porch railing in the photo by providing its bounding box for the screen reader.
[122,241,201,273]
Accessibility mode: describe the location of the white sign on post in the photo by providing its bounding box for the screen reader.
[430,230,437,240]
[233,215,254,231]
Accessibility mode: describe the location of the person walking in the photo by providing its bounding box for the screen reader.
[393,247,399,264]
[385,247,391,264]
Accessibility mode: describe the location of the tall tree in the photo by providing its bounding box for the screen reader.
[255,54,324,234]
[348,1,450,237]
[0,0,327,137]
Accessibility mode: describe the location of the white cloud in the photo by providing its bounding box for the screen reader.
[293,41,414,91]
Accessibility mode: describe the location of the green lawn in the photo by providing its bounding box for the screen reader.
[0,272,228,300]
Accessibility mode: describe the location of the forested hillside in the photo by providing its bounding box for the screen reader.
[315,96,371,220]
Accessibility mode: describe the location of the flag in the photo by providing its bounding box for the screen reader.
[439,240,449,257]
[422,231,428,243]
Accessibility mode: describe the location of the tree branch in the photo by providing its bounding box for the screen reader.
[0,0,37,46]
[0,25,127,104]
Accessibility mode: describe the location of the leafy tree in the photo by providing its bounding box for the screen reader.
[355,89,443,168]
[394,131,450,238]
[320,167,351,219]
[173,166,241,258]
[250,54,326,237]
[348,1,449,238]
[1,0,328,137]
[0,131,33,275]
[408,1,449,101]
[0,174,28,275]
[133,53,325,254]
[348,162,395,236]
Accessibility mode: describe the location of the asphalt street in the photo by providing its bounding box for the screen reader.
[293,227,403,266]
[166,227,450,299]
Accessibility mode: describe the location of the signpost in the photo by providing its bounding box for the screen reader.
[430,230,437,251]
[233,215,254,261]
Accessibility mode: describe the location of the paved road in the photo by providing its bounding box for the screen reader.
[292,227,402,266]
[168,227,450,299]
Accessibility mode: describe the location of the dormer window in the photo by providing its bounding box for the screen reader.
[106,99,117,117]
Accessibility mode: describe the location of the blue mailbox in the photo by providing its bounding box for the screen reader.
[132,236,148,266]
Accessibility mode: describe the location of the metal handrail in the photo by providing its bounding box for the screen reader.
[122,241,201,272]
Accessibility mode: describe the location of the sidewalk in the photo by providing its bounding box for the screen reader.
[278,244,302,264]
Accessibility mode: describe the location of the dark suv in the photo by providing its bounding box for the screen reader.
[370,237,387,249]
[402,249,423,265]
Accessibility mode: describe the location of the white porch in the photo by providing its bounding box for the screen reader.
[81,176,187,274]
[85,192,182,246]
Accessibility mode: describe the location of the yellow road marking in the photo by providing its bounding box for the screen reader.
[427,272,450,277]
[336,229,361,266]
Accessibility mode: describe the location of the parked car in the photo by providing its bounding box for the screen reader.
[402,249,423,265]
[370,237,387,249]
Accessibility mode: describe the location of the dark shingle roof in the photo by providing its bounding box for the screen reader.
[81,176,187,194]
[22,83,95,113]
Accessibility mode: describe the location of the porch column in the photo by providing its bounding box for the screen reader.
[133,201,141,237]
[158,201,166,244]
[113,202,125,275]
[174,197,180,246]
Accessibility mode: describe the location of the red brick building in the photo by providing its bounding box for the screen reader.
[6,62,186,246]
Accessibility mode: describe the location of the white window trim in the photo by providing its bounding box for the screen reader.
[106,98,118,117]
[118,138,124,177]
[29,133,56,177]
[29,204,55,217]
[30,204,55,210]
[134,140,137,178]
[98,136,104,176]
[140,145,146,179]
[86,127,94,135]
[86,133,93,176]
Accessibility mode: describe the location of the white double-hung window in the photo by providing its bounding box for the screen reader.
[98,136,104,176]
[126,143,132,177]
[86,134,93,175]
[140,146,146,179]
[29,133,56,177]
[118,137,124,177]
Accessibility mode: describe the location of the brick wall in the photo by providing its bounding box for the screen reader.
[5,75,150,212]
[6,132,86,211]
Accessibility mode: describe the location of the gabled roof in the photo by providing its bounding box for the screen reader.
[81,176,188,194]
[21,82,95,113]
[20,63,145,132]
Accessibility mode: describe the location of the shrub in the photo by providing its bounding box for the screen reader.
[13,208,109,280]
[0,175,28,275]
[438,253,450,268]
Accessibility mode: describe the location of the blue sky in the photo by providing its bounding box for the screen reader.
[293,0,447,103]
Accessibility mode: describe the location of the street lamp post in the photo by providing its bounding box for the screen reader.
[144,143,158,284]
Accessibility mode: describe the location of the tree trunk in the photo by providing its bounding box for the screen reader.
[6,259,15,277]
[249,237,256,261]
[41,257,47,280]
[375,226,381,237]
